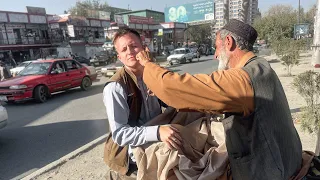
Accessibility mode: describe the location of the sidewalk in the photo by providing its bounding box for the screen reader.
[31,52,317,180]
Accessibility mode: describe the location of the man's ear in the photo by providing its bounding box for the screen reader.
[225,35,236,51]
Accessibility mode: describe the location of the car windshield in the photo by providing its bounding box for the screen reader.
[17,62,31,68]
[19,62,52,76]
[173,50,186,54]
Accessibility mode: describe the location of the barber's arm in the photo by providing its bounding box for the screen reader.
[136,50,254,116]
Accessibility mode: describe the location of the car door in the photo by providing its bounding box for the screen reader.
[64,60,84,87]
[186,49,192,59]
[48,61,71,92]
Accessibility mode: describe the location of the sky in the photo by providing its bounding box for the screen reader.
[0,0,317,15]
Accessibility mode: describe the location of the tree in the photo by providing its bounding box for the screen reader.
[253,5,297,42]
[68,0,109,17]
[293,71,320,155]
[186,24,212,45]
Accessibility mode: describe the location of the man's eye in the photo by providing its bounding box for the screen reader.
[122,48,127,52]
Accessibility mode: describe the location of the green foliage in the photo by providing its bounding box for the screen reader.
[186,24,212,44]
[68,0,109,17]
[293,71,320,134]
[253,4,316,43]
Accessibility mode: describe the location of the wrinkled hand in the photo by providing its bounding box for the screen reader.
[159,125,183,150]
[136,46,153,66]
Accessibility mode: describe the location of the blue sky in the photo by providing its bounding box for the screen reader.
[0,0,317,15]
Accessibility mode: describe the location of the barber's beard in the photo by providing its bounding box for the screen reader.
[217,49,230,70]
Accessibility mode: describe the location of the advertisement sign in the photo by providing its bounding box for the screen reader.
[294,23,309,36]
[99,11,111,20]
[158,29,163,36]
[87,10,110,20]
[26,6,46,15]
[129,15,154,24]
[67,25,75,37]
[114,15,125,25]
[165,0,214,23]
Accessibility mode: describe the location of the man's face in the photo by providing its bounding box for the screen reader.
[114,33,144,69]
[214,33,231,70]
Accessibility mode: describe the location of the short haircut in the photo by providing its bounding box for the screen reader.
[112,28,142,45]
[218,29,253,51]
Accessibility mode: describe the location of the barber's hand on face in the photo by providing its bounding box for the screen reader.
[136,46,153,66]
[159,125,183,151]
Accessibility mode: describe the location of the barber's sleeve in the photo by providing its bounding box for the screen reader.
[103,82,159,147]
[143,62,254,116]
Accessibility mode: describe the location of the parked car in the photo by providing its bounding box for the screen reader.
[101,60,123,77]
[90,51,110,67]
[74,56,90,66]
[167,48,194,65]
[0,59,98,103]
[10,61,35,76]
[0,104,8,130]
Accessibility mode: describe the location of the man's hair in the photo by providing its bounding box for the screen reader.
[218,29,253,51]
[112,28,142,45]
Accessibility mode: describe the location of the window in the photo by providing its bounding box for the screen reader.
[51,62,66,74]
[64,60,81,71]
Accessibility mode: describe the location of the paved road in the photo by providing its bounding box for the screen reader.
[0,55,217,180]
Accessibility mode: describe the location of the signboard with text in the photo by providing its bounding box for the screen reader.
[165,0,214,23]
[129,15,154,24]
[26,6,46,15]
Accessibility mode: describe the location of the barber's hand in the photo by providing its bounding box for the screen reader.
[136,46,153,66]
[159,125,183,151]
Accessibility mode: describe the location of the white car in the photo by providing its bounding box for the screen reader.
[0,104,8,130]
[101,60,123,77]
[167,48,194,65]
[10,61,34,76]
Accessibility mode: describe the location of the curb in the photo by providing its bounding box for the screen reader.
[22,133,109,180]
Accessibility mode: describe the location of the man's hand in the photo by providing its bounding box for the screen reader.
[136,46,153,66]
[159,125,183,150]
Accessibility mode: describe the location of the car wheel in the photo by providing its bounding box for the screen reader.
[34,85,48,103]
[80,76,92,91]
[189,58,192,63]
[182,58,187,64]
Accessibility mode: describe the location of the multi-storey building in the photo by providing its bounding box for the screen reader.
[214,0,259,30]
[0,7,53,65]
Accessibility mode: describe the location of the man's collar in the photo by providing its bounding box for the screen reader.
[235,51,256,68]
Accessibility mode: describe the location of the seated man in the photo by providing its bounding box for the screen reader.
[103,28,183,179]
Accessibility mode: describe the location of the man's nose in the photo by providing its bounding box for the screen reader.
[126,46,135,54]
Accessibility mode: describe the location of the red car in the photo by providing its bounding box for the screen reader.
[0,59,98,103]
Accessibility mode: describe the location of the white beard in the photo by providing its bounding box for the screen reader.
[217,49,230,70]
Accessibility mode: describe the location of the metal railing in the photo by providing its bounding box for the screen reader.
[0,38,51,45]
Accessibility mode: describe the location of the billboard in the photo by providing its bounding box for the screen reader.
[294,23,309,36]
[26,6,46,15]
[165,0,214,23]
[87,10,110,20]
[129,15,154,24]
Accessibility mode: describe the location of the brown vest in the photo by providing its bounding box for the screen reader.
[103,67,142,175]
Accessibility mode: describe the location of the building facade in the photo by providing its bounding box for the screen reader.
[0,8,52,65]
[214,0,259,30]
[115,9,165,25]
[48,14,110,58]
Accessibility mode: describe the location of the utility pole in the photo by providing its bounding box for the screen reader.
[298,0,301,25]
[312,0,320,68]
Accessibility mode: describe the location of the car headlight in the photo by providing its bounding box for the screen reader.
[9,85,28,90]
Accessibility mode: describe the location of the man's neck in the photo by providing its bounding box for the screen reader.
[229,50,249,68]
[125,66,144,78]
